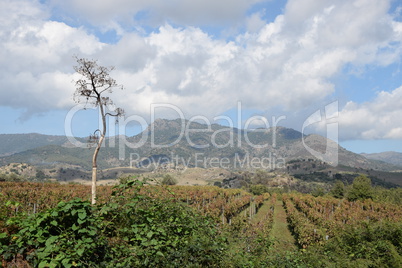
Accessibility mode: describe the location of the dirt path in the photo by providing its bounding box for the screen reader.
[270,199,297,251]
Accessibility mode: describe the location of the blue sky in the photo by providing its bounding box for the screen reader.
[0,0,402,154]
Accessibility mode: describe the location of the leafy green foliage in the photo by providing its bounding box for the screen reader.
[1,198,107,267]
[323,221,402,267]
[372,186,402,205]
[330,180,345,199]
[0,172,25,182]
[100,179,226,267]
[1,179,227,267]
[35,170,48,181]
[311,186,325,197]
[249,184,270,195]
[347,175,374,201]
[1,180,401,267]
[161,174,177,185]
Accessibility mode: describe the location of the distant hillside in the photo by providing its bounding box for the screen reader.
[362,151,402,167]
[0,142,129,170]
[1,119,400,178]
[0,133,81,156]
[128,119,396,171]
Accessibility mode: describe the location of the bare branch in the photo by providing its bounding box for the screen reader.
[72,57,124,205]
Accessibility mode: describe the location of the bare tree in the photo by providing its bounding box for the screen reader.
[73,57,124,204]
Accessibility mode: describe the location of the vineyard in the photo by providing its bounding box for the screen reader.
[1,180,401,267]
[0,182,267,226]
[283,193,402,248]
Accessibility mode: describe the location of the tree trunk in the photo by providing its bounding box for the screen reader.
[91,100,107,205]
[91,166,97,205]
[91,134,105,205]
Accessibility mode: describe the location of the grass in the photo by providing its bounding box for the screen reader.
[270,199,297,251]
[250,200,272,223]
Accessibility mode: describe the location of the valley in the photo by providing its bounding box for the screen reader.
[1,119,401,192]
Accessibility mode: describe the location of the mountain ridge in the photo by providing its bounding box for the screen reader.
[361,151,402,167]
[0,133,70,157]
[0,119,400,173]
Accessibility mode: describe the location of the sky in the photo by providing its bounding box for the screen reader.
[0,0,402,154]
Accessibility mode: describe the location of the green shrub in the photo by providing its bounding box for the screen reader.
[161,174,177,185]
[347,175,373,201]
[100,179,225,267]
[249,184,269,195]
[330,180,345,199]
[1,179,227,267]
[1,198,108,267]
[323,221,402,267]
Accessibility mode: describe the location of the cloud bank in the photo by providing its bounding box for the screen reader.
[0,0,401,140]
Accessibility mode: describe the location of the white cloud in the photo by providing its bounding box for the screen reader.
[93,25,242,119]
[50,0,265,29]
[385,127,402,139]
[0,0,103,116]
[0,70,75,118]
[246,11,267,33]
[1,0,402,142]
[338,86,402,140]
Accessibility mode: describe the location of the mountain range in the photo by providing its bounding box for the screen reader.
[0,118,401,186]
[361,151,402,167]
[0,133,70,157]
[0,118,401,169]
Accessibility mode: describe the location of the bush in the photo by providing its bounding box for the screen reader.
[330,180,345,199]
[249,184,269,195]
[1,179,227,267]
[1,198,108,267]
[161,174,177,185]
[100,179,225,267]
[347,175,373,201]
[311,186,325,197]
[323,221,402,267]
